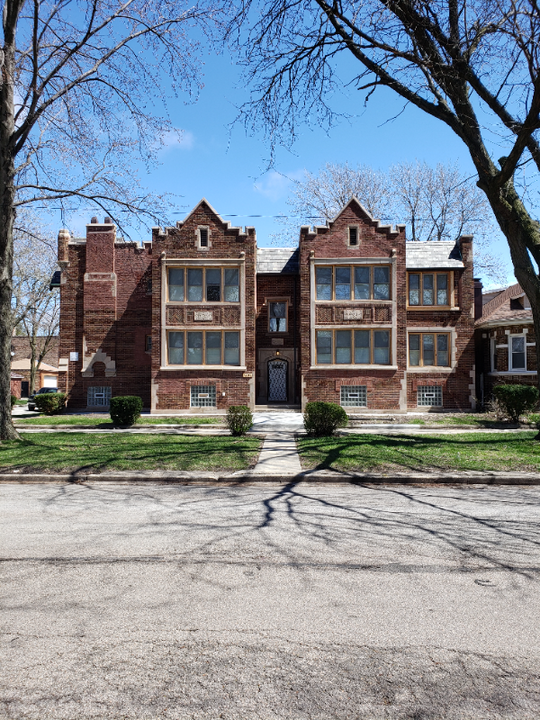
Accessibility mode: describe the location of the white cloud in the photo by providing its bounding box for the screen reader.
[253,169,304,201]
[160,129,195,152]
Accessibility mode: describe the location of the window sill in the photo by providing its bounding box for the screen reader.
[166,301,240,306]
[408,366,453,373]
[160,365,247,371]
[310,365,398,371]
[489,370,537,375]
[314,299,392,304]
[407,305,460,311]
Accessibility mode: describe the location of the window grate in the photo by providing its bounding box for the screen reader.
[417,386,443,407]
[190,385,216,407]
[340,385,367,407]
[87,386,112,407]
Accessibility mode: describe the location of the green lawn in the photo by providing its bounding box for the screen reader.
[0,433,261,473]
[298,432,540,472]
[14,415,223,426]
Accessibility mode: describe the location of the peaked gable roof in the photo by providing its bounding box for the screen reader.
[476,282,532,327]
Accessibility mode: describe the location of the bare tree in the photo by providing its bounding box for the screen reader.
[275,160,506,281]
[11,214,59,395]
[234,0,540,382]
[0,0,225,440]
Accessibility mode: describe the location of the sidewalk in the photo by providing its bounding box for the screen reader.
[6,410,540,485]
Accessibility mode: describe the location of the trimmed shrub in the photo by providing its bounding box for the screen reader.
[304,401,348,436]
[110,395,143,426]
[492,384,539,423]
[226,405,253,436]
[34,392,66,415]
[11,395,17,408]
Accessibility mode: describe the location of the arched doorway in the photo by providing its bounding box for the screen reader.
[267,358,288,402]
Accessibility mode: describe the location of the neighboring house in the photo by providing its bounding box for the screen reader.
[10,360,59,397]
[10,335,60,396]
[55,199,478,412]
[10,373,23,399]
[476,283,537,407]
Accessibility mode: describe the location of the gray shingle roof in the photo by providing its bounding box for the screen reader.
[257,248,299,274]
[406,241,463,269]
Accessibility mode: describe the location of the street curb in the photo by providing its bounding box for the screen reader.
[1,470,540,485]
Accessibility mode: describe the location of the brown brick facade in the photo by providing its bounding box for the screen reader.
[57,198,477,412]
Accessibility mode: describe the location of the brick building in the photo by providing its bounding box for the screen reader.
[476,283,537,407]
[56,198,478,412]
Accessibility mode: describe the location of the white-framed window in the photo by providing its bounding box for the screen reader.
[316,329,390,365]
[198,226,210,249]
[190,385,216,407]
[167,331,240,366]
[168,267,239,303]
[417,386,443,407]
[509,334,526,371]
[340,385,367,407]
[87,386,112,406]
[490,336,498,372]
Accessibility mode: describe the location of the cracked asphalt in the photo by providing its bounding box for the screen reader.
[2,481,540,719]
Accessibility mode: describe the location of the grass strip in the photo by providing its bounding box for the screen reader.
[0,433,260,473]
[298,432,540,473]
[14,415,223,426]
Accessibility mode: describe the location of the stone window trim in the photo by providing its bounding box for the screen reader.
[163,329,245,370]
[348,225,360,247]
[314,263,392,302]
[167,265,240,304]
[266,298,289,333]
[314,327,392,367]
[407,271,455,309]
[406,327,457,372]
[161,256,246,370]
[408,331,451,369]
[197,226,211,250]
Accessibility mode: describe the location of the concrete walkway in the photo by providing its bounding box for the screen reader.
[251,432,302,476]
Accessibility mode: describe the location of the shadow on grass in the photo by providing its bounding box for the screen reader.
[298,432,540,473]
[0,433,261,473]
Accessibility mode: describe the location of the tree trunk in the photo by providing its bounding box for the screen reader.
[480,179,540,421]
[0,26,20,441]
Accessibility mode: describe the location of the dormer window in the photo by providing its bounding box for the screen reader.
[198,227,210,249]
[510,296,524,310]
[348,226,359,247]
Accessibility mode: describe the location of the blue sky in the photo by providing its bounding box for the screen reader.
[65,49,514,287]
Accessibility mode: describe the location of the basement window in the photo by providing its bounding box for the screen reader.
[340,385,367,407]
[417,386,443,407]
[191,385,216,407]
[87,386,112,407]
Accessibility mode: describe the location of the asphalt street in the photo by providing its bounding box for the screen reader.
[2,482,540,719]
